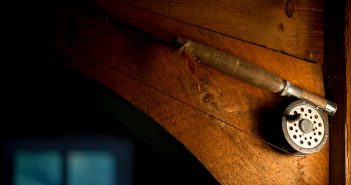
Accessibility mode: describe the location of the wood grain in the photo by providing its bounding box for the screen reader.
[56,11,329,183]
[108,0,324,64]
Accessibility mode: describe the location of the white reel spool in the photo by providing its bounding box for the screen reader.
[282,100,329,155]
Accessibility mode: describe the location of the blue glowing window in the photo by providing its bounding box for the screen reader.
[14,150,118,185]
[10,138,132,185]
[67,151,117,185]
[14,151,62,185]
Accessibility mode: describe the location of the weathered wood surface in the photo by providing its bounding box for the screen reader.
[108,0,324,64]
[56,10,329,184]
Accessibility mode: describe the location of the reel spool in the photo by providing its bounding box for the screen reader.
[282,100,328,155]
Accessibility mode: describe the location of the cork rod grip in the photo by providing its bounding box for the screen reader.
[300,89,337,115]
[177,38,285,93]
[300,91,328,109]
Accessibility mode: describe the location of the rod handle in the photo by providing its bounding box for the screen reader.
[177,37,285,93]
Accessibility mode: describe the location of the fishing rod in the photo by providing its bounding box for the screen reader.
[176,37,336,155]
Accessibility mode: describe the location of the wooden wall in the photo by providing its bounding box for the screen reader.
[55,0,335,183]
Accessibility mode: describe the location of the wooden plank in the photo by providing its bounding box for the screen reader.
[324,0,349,184]
[106,0,324,64]
[56,12,329,183]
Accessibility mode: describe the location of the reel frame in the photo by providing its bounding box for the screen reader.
[282,100,329,154]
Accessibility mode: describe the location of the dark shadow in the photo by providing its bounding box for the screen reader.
[2,0,219,184]
[257,98,299,155]
[1,66,219,185]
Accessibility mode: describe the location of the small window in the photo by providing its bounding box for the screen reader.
[67,151,117,185]
[14,150,63,185]
[11,138,132,185]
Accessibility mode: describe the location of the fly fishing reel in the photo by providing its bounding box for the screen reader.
[282,100,328,155]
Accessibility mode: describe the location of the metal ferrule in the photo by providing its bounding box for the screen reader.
[325,101,337,116]
[280,81,302,98]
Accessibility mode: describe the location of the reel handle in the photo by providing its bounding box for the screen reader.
[177,37,337,115]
